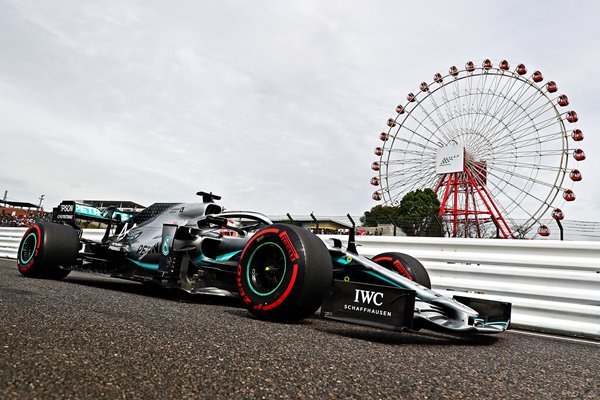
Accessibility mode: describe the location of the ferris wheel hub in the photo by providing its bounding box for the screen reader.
[436,145,465,175]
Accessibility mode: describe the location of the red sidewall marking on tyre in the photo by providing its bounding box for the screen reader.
[237,227,281,304]
[239,228,280,260]
[263,263,298,311]
[373,257,392,263]
[392,259,413,280]
[278,231,299,262]
[237,227,302,311]
[237,264,252,304]
[373,256,413,281]
[18,225,41,273]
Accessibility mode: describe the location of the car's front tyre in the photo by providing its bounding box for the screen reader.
[237,224,333,322]
[371,252,431,288]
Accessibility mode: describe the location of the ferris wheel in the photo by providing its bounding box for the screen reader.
[371,59,585,238]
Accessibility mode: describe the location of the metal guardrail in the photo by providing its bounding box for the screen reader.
[0,227,103,259]
[0,227,24,259]
[1,228,599,339]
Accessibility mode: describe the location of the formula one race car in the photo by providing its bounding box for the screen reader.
[16,192,511,334]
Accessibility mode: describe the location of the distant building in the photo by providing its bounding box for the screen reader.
[361,223,406,237]
[0,200,41,217]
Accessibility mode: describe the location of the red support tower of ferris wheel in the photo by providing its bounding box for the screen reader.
[434,146,514,238]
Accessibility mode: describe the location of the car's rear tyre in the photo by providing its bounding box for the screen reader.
[371,252,431,289]
[17,222,79,279]
[237,224,333,322]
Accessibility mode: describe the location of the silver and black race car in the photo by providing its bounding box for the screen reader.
[17,192,511,334]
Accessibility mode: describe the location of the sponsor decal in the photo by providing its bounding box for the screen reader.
[75,204,103,218]
[439,154,460,167]
[69,204,132,222]
[136,244,152,256]
[373,256,412,281]
[158,224,178,273]
[111,211,132,222]
[343,289,391,316]
[435,144,465,174]
[343,304,392,317]
[392,259,413,280]
[237,264,252,305]
[321,280,415,331]
[161,236,172,256]
[354,289,384,306]
[55,201,76,222]
[108,243,124,251]
[278,231,299,262]
[60,204,74,213]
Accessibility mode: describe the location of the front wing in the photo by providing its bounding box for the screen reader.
[322,252,511,334]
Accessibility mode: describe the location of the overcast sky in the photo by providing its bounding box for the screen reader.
[1,0,599,221]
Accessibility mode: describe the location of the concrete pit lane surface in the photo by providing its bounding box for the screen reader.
[0,259,598,399]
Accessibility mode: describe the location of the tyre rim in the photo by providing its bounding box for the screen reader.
[19,232,37,265]
[246,242,287,296]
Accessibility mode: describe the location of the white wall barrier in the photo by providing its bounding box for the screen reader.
[0,227,24,259]
[0,227,103,259]
[1,227,599,339]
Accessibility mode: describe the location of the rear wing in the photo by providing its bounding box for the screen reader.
[52,201,134,226]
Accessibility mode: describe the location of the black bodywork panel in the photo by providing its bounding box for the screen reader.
[321,280,415,332]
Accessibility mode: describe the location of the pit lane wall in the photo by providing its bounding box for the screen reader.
[1,227,599,339]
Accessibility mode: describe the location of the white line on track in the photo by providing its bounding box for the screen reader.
[509,329,600,346]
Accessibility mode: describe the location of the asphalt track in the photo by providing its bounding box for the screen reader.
[1,259,598,399]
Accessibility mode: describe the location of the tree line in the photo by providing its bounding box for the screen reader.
[360,188,443,237]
